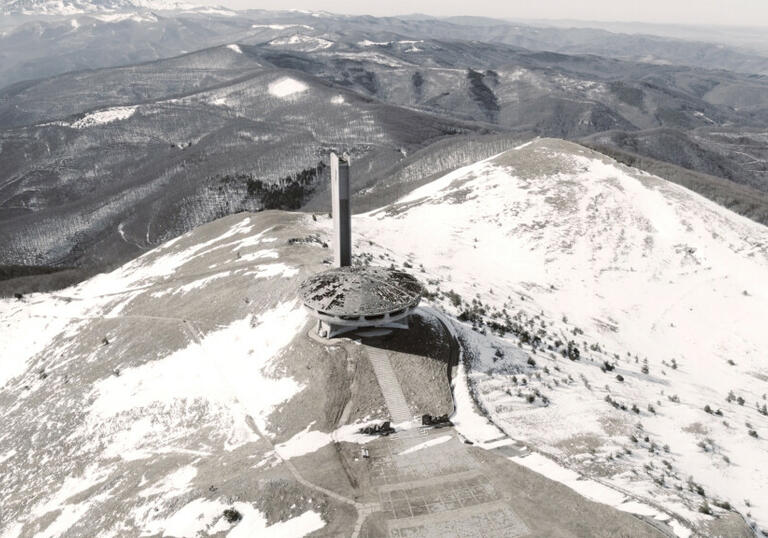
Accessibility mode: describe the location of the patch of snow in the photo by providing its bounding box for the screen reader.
[670,520,693,538]
[30,464,111,538]
[0,297,76,387]
[616,501,664,518]
[184,7,236,16]
[273,419,387,460]
[248,263,299,279]
[0,522,23,538]
[450,363,504,444]
[226,44,242,54]
[397,435,452,455]
[101,416,166,461]
[268,34,332,52]
[358,39,391,47]
[0,449,17,464]
[209,515,235,534]
[227,503,325,537]
[236,249,279,262]
[34,501,94,538]
[268,77,308,98]
[151,271,232,297]
[514,139,536,150]
[225,417,261,451]
[274,422,330,459]
[78,218,263,295]
[143,497,226,537]
[510,453,579,483]
[92,13,158,23]
[131,0,193,10]
[71,106,137,129]
[88,301,307,440]
[251,23,313,30]
[510,453,668,524]
[693,111,715,124]
[139,465,197,498]
[330,95,345,105]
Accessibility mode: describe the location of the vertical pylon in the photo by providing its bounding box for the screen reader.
[331,152,351,267]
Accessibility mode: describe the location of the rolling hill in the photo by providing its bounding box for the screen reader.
[352,138,768,535]
[0,49,486,288]
[3,7,768,91]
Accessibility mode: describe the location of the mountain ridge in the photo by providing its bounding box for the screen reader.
[353,137,768,534]
[0,0,194,15]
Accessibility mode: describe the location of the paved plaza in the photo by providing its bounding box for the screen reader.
[364,346,529,538]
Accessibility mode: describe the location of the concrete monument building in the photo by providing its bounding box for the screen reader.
[298,152,423,338]
[330,152,351,268]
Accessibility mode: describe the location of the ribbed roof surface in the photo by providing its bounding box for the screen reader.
[298,266,423,317]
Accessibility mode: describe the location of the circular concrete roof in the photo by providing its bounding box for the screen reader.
[298,266,423,318]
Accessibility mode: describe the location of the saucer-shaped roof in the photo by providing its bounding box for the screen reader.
[298,266,423,317]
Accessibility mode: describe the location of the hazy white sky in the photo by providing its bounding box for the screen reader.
[215,0,768,27]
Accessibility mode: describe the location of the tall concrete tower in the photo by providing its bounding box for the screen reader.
[331,152,351,267]
[298,151,423,339]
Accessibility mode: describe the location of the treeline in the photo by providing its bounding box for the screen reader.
[354,134,522,211]
[467,69,500,122]
[0,264,67,281]
[217,161,326,211]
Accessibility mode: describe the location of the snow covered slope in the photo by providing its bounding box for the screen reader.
[353,138,768,535]
[0,212,365,537]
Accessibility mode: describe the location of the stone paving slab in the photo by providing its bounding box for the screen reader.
[387,500,529,538]
[379,470,497,519]
[377,470,483,494]
[367,427,530,537]
[368,433,475,485]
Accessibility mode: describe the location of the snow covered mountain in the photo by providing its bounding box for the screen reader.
[0,0,193,15]
[0,211,351,536]
[1,137,765,536]
[353,138,768,534]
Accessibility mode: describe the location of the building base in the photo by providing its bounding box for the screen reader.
[317,318,410,339]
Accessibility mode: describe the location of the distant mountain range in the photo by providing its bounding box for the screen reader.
[0,47,493,288]
[0,0,193,15]
[1,7,768,292]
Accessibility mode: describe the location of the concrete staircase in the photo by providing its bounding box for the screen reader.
[366,347,413,424]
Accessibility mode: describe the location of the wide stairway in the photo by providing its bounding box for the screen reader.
[366,347,413,424]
